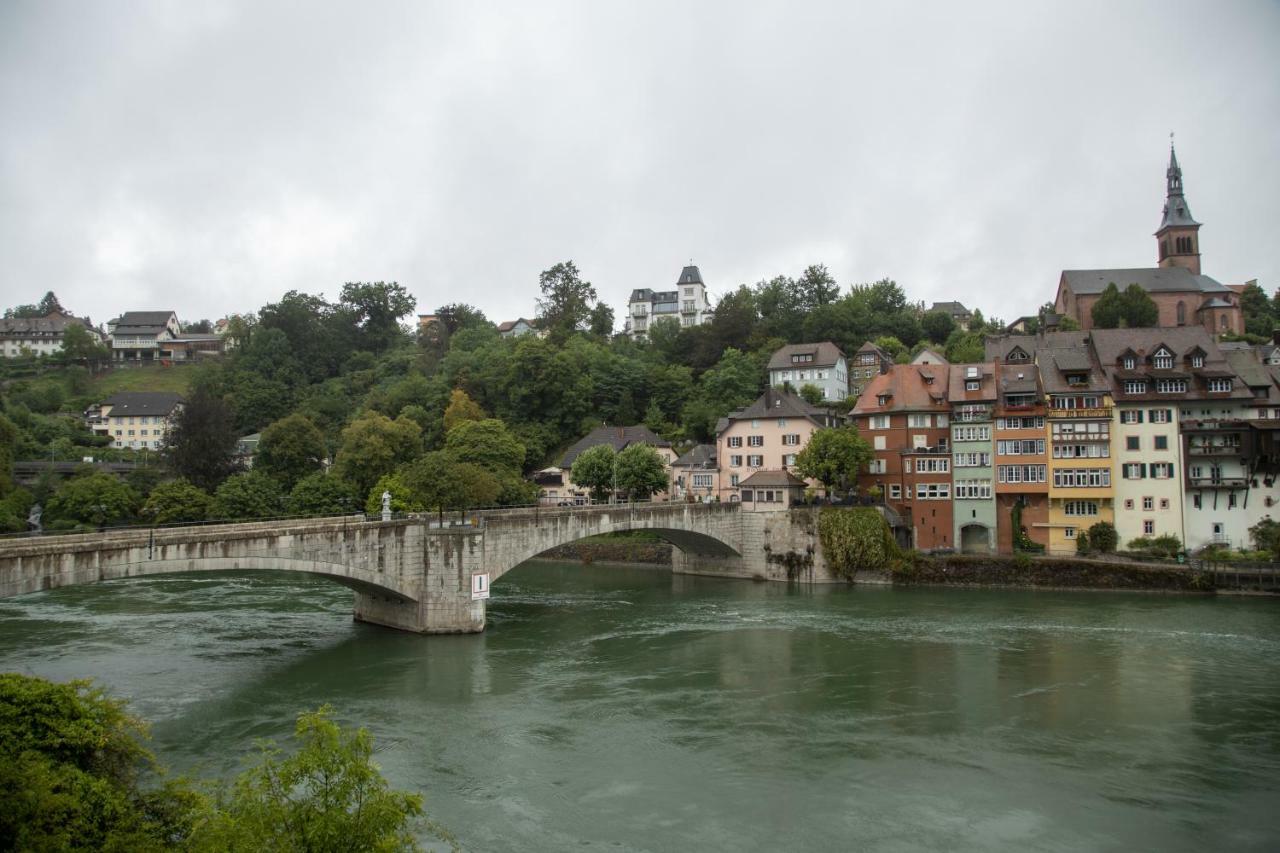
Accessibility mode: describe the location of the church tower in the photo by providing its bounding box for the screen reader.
[1155,143,1202,275]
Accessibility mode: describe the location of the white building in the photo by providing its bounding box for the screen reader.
[86,392,184,450]
[767,342,850,401]
[624,265,713,340]
[0,310,102,358]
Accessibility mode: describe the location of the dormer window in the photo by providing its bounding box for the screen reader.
[1153,349,1173,370]
[877,395,888,407]
[1124,380,1147,395]
[1122,356,1135,370]
[1191,355,1204,368]
[1066,373,1086,385]
[965,380,980,391]
[1007,347,1029,362]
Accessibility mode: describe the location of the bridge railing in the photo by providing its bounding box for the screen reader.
[0,497,735,543]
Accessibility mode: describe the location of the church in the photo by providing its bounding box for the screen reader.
[1053,147,1244,335]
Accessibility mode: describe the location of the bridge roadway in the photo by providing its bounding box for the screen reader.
[0,501,799,634]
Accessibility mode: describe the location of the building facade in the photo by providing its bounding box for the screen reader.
[0,310,101,358]
[86,392,184,451]
[624,265,713,339]
[715,389,839,501]
[767,342,849,402]
[949,363,998,553]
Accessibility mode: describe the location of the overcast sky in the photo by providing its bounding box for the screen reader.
[2,1,1277,330]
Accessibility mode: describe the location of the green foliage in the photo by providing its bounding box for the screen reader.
[798,383,825,406]
[442,388,486,433]
[571,444,616,502]
[46,471,141,528]
[289,473,361,516]
[1086,521,1118,553]
[365,472,422,515]
[536,260,598,343]
[795,426,872,494]
[255,413,327,490]
[818,507,899,580]
[1091,283,1124,329]
[396,452,501,511]
[332,412,422,497]
[1010,501,1043,553]
[1125,534,1183,559]
[1076,530,1091,554]
[141,478,212,524]
[210,471,287,520]
[920,310,955,344]
[339,281,416,355]
[188,706,426,852]
[0,673,199,852]
[0,488,34,533]
[165,382,239,491]
[873,335,907,362]
[1120,284,1159,328]
[613,444,668,501]
[1240,282,1276,338]
[0,413,16,496]
[443,418,525,475]
[61,322,110,365]
[943,329,984,364]
[1249,517,1280,559]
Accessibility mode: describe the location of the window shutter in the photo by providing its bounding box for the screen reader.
[1141,463,1148,478]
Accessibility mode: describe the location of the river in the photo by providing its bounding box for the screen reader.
[1,561,1278,852]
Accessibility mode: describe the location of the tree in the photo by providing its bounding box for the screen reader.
[444,418,526,475]
[397,453,501,511]
[570,444,616,502]
[799,384,825,406]
[188,706,426,852]
[1119,284,1159,328]
[254,413,327,490]
[920,310,955,344]
[209,471,286,520]
[943,329,985,364]
[332,412,422,497]
[0,673,201,852]
[536,260,597,342]
[60,323,109,365]
[0,413,16,497]
[140,479,212,524]
[442,389,486,433]
[166,383,239,491]
[613,443,668,501]
[794,426,873,495]
[1086,520,1118,553]
[1249,517,1280,558]
[37,291,65,315]
[874,335,908,363]
[288,472,361,516]
[588,302,615,337]
[339,281,416,354]
[1240,282,1275,338]
[1091,283,1124,329]
[46,471,140,528]
[793,264,840,310]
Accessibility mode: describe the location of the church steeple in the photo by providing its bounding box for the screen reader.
[1156,140,1202,275]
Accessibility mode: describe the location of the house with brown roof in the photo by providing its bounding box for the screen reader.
[767,342,849,401]
[0,309,101,358]
[851,364,954,550]
[496,318,536,338]
[715,388,840,501]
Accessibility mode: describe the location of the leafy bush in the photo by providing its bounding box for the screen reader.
[1076,530,1091,554]
[1086,521,1117,553]
[1125,534,1182,559]
[818,507,899,580]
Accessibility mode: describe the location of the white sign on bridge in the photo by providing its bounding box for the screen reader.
[471,573,490,600]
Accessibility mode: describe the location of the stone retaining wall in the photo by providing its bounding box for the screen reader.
[893,554,1211,592]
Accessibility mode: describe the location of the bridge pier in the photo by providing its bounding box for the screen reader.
[352,589,485,634]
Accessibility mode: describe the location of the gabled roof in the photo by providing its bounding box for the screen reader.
[0,311,95,335]
[717,388,833,434]
[929,301,970,315]
[997,363,1040,395]
[495,318,532,332]
[1059,267,1230,296]
[673,444,717,468]
[911,348,947,365]
[985,334,1038,362]
[560,425,671,467]
[767,341,846,370]
[852,364,951,414]
[1090,327,1253,402]
[739,469,807,488]
[100,392,183,416]
[947,363,998,403]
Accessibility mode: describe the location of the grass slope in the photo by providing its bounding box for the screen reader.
[87,364,199,398]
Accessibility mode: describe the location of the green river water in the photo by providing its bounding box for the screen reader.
[1,561,1278,852]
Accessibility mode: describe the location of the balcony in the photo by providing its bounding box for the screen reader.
[680,302,698,315]
[1047,407,1112,419]
[631,306,649,318]
[1187,443,1243,456]
[1187,476,1248,489]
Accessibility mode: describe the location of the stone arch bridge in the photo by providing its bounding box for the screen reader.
[0,502,816,634]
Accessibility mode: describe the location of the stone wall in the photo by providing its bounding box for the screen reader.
[535,540,673,566]
[892,553,1210,592]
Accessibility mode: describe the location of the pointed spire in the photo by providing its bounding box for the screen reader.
[1158,137,1199,231]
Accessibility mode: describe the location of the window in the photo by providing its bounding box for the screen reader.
[728,436,742,448]
[954,480,992,499]
[1064,527,1077,539]
[903,458,912,473]
[1151,462,1174,479]
[1149,409,1171,423]
[953,426,990,442]
[1123,463,1146,479]
[1120,410,1143,424]
[1208,378,1232,393]
[1193,494,1201,509]
[748,435,764,447]
[996,464,1046,483]
[877,395,889,407]
[1156,379,1187,394]
[1154,435,1168,450]
[1124,380,1147,395]
[915,458,950,473]
[1143,520,1155,535]
[1228,493,1237,509]
[889,484,901,499]
[1124,499,1134,510]
[1160,498,1170,509]
[915,483,950,500]
[997,439,1045,456]
[782,434,801,446]
[870,415,890,430]
[867,459,886,474]
[965,380,980,391]
[783,454,797,466]
[693,474,713,488]
[1063,501,1099,516]
[1125,436,1140,451]
[730,474,739,487]
[730,455,743,467]
[747,455,763,467]
[954,452,991,467]
[1142,496,1154,511]
[777,419,788,428]
[1191,355,1204,368]
[1053,468,1111,488]
[1153,350,1173,370]
[1122,356,1136,370]
[996,416,1044,430]
[908,414,931,428]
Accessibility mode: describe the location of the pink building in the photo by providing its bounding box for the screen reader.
[715,388,842,501]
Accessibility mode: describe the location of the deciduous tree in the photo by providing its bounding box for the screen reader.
[254,413,327,490]
[332,412,422,497]
[794,426,872,495]
[46,471,140,528]
[288,472,360,516]
[444,418,526,475]
[165,383,240,491]
[140,479,212,524]
[613,443,668,501]
[442,389,486,433]
[536,261,597,342]
[570,444,616,502]
[209,471,286,520]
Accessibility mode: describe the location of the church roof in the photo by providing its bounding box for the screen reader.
[1060,267,1230,296]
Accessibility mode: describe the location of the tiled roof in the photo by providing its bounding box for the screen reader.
[739,469,807,488]
[718,388,833,432]
[852,364,950,414]
[1059,267,1230,296]
[560,425,671,467]
[946,363,998,403]
[673,444,717,468]
[767,341,846,370]
[100,392,183,417]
